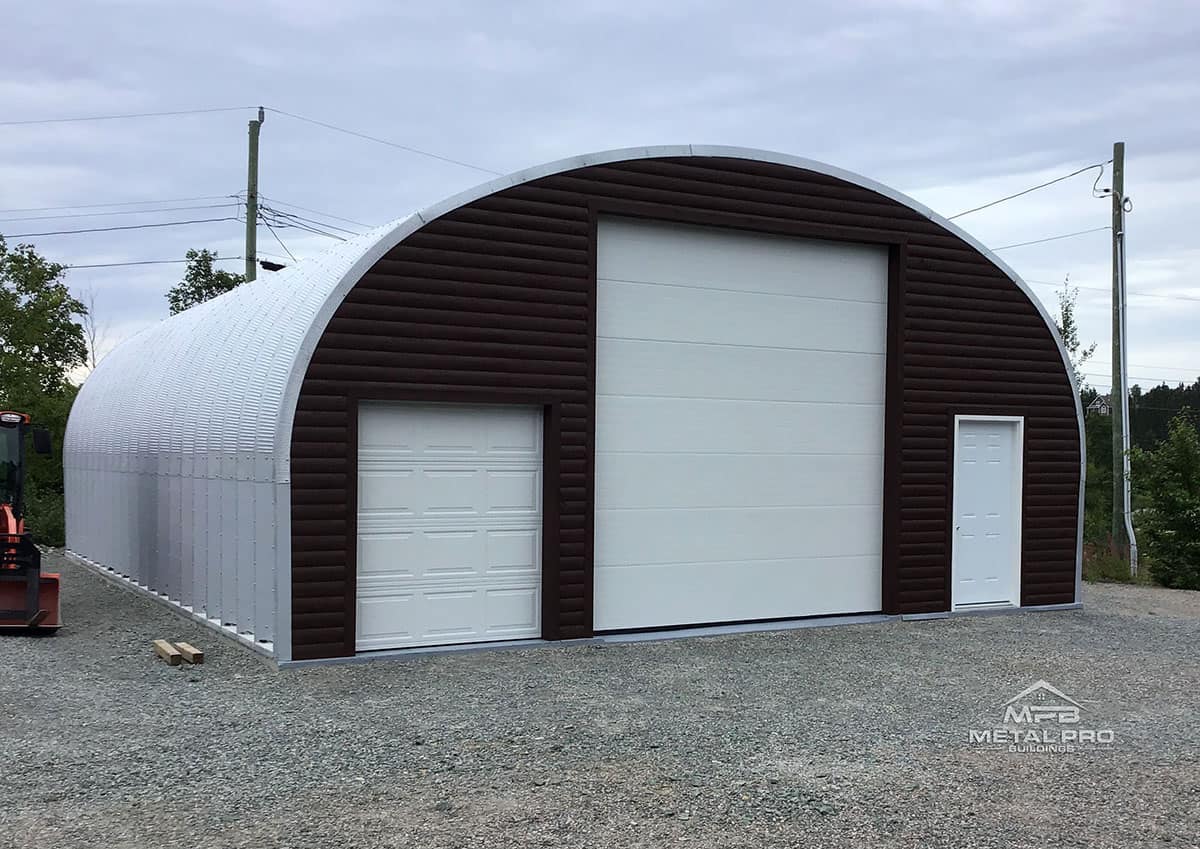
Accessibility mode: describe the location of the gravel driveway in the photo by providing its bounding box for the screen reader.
[1,553,1197,848]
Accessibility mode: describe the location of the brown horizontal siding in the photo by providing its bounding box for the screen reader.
[904,217,1079,611]
[290,155,1080,660]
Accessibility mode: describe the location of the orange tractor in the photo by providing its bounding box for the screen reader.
[1,411,60,629]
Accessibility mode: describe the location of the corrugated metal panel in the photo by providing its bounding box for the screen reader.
[63,221,415,649]
[290,153,1082,659]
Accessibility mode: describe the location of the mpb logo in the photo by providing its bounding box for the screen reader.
[1002,681,1081,725]
[969,680,1115,754]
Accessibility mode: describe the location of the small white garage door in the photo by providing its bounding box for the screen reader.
[595,217,888,631]
[355,402,542,651]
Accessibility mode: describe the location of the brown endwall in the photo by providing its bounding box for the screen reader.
[289,156,1080,660]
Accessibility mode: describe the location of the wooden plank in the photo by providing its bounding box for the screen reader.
[175,642,204,664]
[153,639,181,666]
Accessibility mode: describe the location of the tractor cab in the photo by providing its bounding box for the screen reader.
[0,411,60,629]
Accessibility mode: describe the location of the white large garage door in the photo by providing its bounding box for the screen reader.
[595,217,888,631]
[355,403,542,651]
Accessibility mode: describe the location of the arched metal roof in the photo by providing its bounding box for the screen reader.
[64,220,406,474]
[66,145,1084,486]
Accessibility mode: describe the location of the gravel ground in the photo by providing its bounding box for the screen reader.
[1,554,1198,848]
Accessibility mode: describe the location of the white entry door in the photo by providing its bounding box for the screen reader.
[355,402,543,651]
[951,417,1023,609]
[593,216,889,631]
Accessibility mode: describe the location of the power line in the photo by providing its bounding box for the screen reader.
[256,207,348,241]
[992,226,1110,251]
[0,106,255,127]
[1026,278,1200,304]
[272,220,347,241]
[259,216,297,262]
[0,202,238,224]
[273,215,354,237]
[256,194,372,228]
[0,194,234,215]
[1115,288,1200,304]
[1091,360,1200,374]
[948,160,1110,220]
[66,257,244,270]
[260,204,359,235]
[7,217,238,238]
[256,215,346,241]
[264,107,502,176]
[1026,278,1094,288]
[260,205,352,233]
[246,207,332,241]
[5,102,500,182]
[1083,369,1200,380]
[1082,371,1199,385]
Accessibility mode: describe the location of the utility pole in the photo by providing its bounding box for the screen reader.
[244,106,265,282]
[1110,141,1137,573]
[1110,142,1125,553]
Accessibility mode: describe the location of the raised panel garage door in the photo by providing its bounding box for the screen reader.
[355,403,542,651]
[594,217,888,631]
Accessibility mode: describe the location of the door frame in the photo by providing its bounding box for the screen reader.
[587,201,908,617]
[950,414,1024,611]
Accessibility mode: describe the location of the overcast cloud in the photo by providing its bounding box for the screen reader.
[2,0,1197,389]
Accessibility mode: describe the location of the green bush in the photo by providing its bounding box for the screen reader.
[1130,411,1200,590]
[23,487,65,547]
[1082,545,1147,584]
[1083,547,1128,583]
[1083,413,1114,544]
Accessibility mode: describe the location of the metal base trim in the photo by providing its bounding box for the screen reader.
[64,550,274,659]
[279,613,899,667]
[902,602,1083,621]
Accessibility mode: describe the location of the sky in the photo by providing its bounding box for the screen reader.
[2,0,1197,391]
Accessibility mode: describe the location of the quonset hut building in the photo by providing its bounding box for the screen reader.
[65,147,1084,663]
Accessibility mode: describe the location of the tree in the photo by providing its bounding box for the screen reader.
[1131,410,1200,589]
[1129,378,1200,451]
[166,249,245,315]
[1053,278,1096,391]
[78,284,108,372]
[0,237,88,395]
[0,236,87,545]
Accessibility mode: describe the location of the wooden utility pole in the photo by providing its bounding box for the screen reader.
[1110,141,1136,572]
[244,107,265,282]
[1110,142,1126,552]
